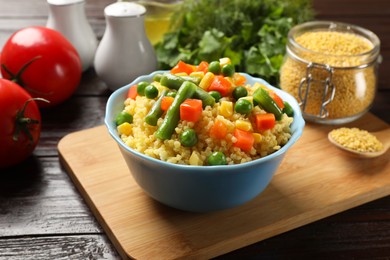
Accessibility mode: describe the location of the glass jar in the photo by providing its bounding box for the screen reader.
[118,0,183,45]
[280,21,381,124]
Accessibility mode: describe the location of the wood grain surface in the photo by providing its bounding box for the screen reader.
[58,113,389,259]
[1,0,390,259]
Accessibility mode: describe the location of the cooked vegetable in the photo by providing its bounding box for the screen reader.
[232,86,248,100]
[208,75,231,97]
[137,81,149,96]
[161,96,174,111]
[254,113,275,131]
[234,98,252,114]
[208,61,221,74]
[116,111,133,126]
[233,128,254,152]
[145,89,168,126]
[196,61,209,73]
[155,0,314,87]
[282,101,294,117]
[145,84,159,99]
[166,91,177,98]
[153,73,163,82]
[192,86,215,108]
[170,60,195,74]
[160,73,200,90]
[221,63,235,77]
[155,81,197,140]
[269,91,285,109]
[199,72,215,90]
[208,90,222,102]
[179,128,198,147]
[209,119,228,139]
[180,99,203,122]
[253,87,283,120]
[127,85,138,100]
[207,151,227,166]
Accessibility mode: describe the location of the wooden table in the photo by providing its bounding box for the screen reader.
[1,1,389,259]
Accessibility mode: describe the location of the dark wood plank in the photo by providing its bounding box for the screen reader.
[0,235,119,259]
[0,157,102,236]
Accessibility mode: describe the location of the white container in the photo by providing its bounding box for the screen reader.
[94,2,157,91]
[46,0,98,71]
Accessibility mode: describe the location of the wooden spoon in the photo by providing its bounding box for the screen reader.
[328,128,390,158]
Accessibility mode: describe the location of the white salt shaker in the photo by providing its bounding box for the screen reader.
[46,0,98,72]
[94,2,157,91]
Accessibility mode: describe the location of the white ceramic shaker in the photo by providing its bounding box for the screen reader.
[94,2,157,91]
[46,0,98,72]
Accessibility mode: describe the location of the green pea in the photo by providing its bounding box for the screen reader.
[221,64,235,77]
[115,111,133,126]
[153,73,163,82]
[179,129,198,147]
[234,98,252,114]
[208,61,221,74]
[137,81,149,96]
[166,91,177,98]
[232,86,248,100]
[207,151,227,166]
[145,84,159,99]
[209,90,222,102]
[282,101,294,117]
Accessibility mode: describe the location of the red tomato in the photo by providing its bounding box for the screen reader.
[0,79,42,168]
[0,26,82,107]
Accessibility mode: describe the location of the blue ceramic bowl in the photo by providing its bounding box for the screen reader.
[105,71,305,212]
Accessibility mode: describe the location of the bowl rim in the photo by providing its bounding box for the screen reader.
[105,71,305,172]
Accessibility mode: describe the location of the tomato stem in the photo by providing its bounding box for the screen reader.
[13,98,49,144]
[1,56,42,87]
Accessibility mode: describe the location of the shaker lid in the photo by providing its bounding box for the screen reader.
[105,2,146,17]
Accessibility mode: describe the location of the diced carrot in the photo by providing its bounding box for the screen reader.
[161,96,174,111]
[180,99,203,122]
[170,60,195,75]
[208,75,232,97]
[233,73,246,86]
[254,113,275,131]
[127,85,138,100]
[269,91,285,109]
[196,61,209,73]
[233,128,254,152]
[209,119,228,139]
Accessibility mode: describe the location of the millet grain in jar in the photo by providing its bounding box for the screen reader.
[280,22,380,124]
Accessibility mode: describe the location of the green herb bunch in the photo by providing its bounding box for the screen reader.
[155,0,314,87]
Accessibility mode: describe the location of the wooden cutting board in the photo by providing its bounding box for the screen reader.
[58,113,389,260]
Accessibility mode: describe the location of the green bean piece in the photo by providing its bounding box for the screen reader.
[155,81,197,140]
[179,128,198,147]
[207,151,227,166]
[116,111,133,126]
[166,91,177,98]
[145,84,159,99]
[160,73,200,90]
[145,89,168,126]
[282,101,294,117]
[253,88,283,120]
[193,86,215,108]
